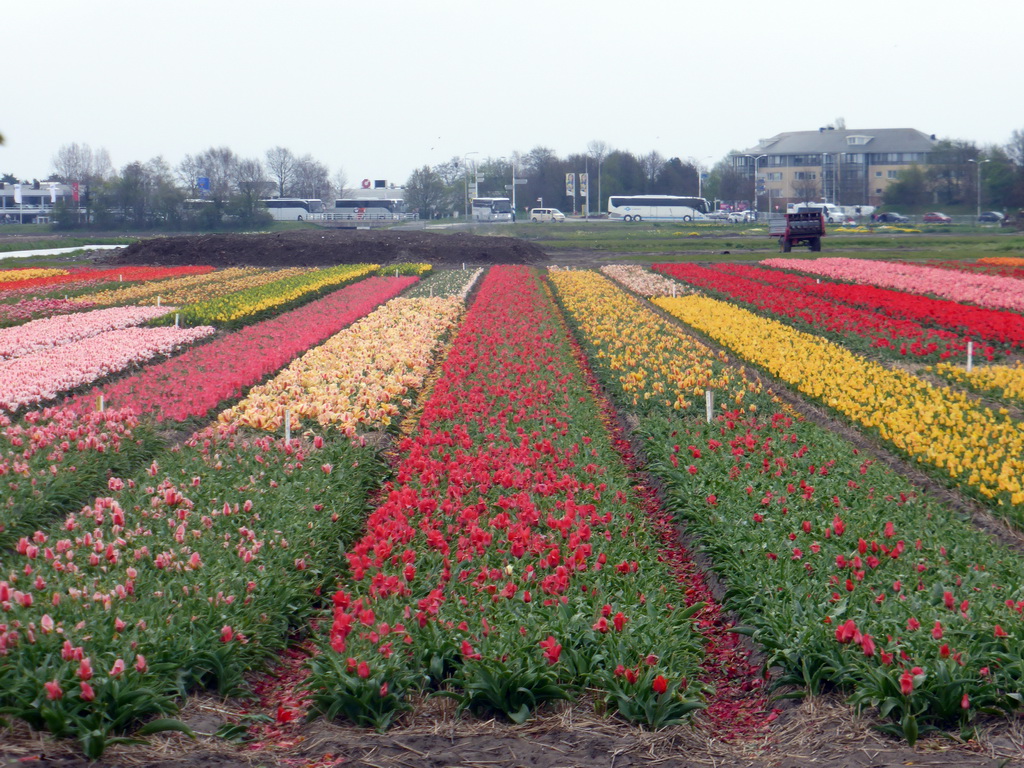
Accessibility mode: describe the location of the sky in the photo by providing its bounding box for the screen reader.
[3,0,1021,187]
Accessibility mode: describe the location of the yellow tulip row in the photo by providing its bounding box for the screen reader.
[548,269,761,412]
[137,267,311,306]
[930,361,1024,407]
[0,268,67,283]
[655,295,1024,509]
[77,267,274,307]
[218,296,464,436]
[177,264,378,326]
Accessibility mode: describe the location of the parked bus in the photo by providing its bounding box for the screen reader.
[260,198,324,221]
[607,195,709,223]
[471,197,513,222]
[329,198,408,221]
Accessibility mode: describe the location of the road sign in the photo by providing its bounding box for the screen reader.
[513,178,528,184]
[476,175,485,182]
[504,185,514,191]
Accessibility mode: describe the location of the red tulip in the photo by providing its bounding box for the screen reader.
[652,675,668,694]
[899,671,914,695]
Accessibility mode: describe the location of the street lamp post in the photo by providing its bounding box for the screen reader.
[743,154,767,219]
[967,158,990,220]
[588,151,604,217]
[462,151,478,219]
[692,156,712,201]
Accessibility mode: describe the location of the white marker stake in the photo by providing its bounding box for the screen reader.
[175,313,180,328]
[285,410,291,443]
[672,284,676,298]
[967,341,974,373]
[705,389,714,423]
[462,263,466,271]
[119,274,123,282]
[98,394,104,411]
[157,295,161,307]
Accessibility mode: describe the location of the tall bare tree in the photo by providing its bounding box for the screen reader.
[291,155,330,199]
[331,168,349,202]
[265,146,297,197]
[195,146,238,203]
[235,157,272,223]
[792,176,821,203]
[640,151,666,189]
[176,154,202,199]
[52,143,95,183]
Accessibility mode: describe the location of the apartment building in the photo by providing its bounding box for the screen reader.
[732,127,938,210]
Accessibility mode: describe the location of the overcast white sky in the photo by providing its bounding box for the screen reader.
[3,0,1020,186]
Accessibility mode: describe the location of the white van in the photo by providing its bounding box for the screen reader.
[787,202,847,224]
[530,208,565,222]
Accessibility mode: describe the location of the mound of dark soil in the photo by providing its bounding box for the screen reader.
[102,228,548,269]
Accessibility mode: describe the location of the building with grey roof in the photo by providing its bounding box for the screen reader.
[730,127,938,211]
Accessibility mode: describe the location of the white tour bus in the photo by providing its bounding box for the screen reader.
[607,195,710,223]
[260,198,324,221]
[471,197,513,222]
[330,198,408,221]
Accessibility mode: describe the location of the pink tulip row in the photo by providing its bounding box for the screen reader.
[0,306,176,361]
[762,257,1024,312]
[1,405,143,465]
[61,276,416,423]
[0,296,98,325]
[0,326,215,412]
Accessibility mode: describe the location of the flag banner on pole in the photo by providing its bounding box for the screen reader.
[13,184,22,204]
[565,173,575,196]
[579,173,589,196]
[72,182,80,202]
[49,183,58,203]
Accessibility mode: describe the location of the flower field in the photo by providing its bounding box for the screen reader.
[930,361,1024,408]
[713,263,1024,352]
[653,294,1024,518]
[652,263,992,362]
[762,257,1024,313]
[306,266,727,730]
[62,275,415,422]
[0,266,215,298]
[0,306,180,361]
[2,251,1024,763]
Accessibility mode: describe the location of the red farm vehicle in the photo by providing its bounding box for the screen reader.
[768,208,826,252]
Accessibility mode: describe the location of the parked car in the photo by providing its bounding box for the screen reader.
[978,211,1005,223]
[705,211,730,221]
[727,210,756,223]
[529,207,565,222]
[922,212,952,223]
[875,212,909,223]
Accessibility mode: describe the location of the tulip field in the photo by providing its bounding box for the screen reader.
[1,250,1024,763]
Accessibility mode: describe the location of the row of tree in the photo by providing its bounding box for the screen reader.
[883,132,1024,211]
[4,128,1024,229]
[2,144,347,229]
[403,142,742,219]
